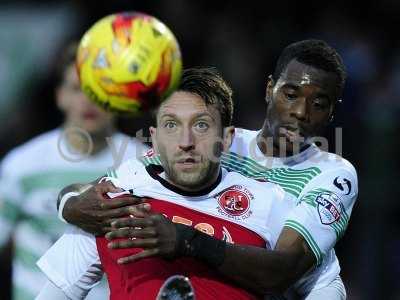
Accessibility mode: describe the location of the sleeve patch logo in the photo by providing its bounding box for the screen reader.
[315,192,342,225]
[333,176,352,195]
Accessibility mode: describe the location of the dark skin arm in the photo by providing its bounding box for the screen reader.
[58,179,150,235]
[106,213,315,295]
[219,227,315,294]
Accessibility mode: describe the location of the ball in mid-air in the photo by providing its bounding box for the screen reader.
[77,12,182,115]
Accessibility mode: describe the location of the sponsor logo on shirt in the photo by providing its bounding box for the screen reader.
[315,192,342,225]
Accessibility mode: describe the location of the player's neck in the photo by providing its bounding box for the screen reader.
[62,124,115,156]
[160,168,222,196]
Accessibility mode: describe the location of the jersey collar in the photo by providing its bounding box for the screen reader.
[145,164,223,197]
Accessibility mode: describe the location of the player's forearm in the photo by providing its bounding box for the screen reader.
[218,243,303,294]
[57,183,93,210]
[175,225,307,295]
[57,179,142,235]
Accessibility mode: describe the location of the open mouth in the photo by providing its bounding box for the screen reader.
[176,157,199,169]
[82,111,100,120]
[177,157,197,164]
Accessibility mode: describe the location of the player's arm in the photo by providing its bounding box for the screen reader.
[59,158,152,235]
[37,226,104,300]
[35,280,69,300]
[216,166,358,295]
[106,214,314,295]
[220,227,315,294]
[58,177,148,235]
[106,164,358,295]
[56,182,94,210]
[0,156,24,252]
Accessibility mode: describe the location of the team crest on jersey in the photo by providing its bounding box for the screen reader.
[315,192,342,225]
[216,185,253,220]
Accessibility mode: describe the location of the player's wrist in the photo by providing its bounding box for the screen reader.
[174,224,226,268]
[58,192,80,223]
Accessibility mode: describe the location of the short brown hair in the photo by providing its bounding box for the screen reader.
[55,42,79,87]
[178,67,234,127]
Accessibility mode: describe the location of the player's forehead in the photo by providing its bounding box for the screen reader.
[157,91,220,123]
[277,59,337,95]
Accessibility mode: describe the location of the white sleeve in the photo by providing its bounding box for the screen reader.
[37,226,104,300]
[35,280,69,300]
[284,166,358,265]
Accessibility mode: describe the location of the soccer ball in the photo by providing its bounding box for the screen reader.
[76,12,182,115]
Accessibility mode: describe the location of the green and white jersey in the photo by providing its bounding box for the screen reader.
[140,128,358,297]
[0,128,148,300]
[225,128,357,295]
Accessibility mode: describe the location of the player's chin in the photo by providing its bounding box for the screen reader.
[81,121,110,134]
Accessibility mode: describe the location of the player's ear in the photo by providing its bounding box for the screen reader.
[55,86,67,111]
[327,98,337,124]
[149,126,159,154]
[265,75,274,105]
[222,126,235,152]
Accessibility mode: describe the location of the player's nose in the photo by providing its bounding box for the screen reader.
[291,97,308,121]
[178,128,195,151]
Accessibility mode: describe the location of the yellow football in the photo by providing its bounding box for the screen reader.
[77,12,182,114]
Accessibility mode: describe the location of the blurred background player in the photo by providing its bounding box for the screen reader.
[0,42,147,300]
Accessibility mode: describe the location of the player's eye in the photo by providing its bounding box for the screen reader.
[194,121,209,132]
[284,92,297,101]
[164,121,177,130]
[313,98,329,110]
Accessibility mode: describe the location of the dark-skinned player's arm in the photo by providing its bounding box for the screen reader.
[106,212,315,296]
[57,177,148,235]
[107,167,358,295]
[218,227,315,294]
[198,167,358,295]
[194,167,359,295]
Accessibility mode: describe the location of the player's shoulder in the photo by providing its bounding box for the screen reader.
[107,155,153,189]
[111,132,148,149]
[298,147,358,198]
[229,128,260,157]
[232,128,259,143]
[109,156,145,176]
[312,148,357,178]
[108,132,149,162]
[223,168,283,193]
[1,129,59,173]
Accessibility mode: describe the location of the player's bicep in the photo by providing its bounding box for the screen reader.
[285,169,358,264]
[37,226,103,299]
[275,227,316,272]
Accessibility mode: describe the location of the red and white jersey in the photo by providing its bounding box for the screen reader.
[38,159,295,300]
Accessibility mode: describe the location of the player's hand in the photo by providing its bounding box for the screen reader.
[63,181,151,235]
[106,214,177,264]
